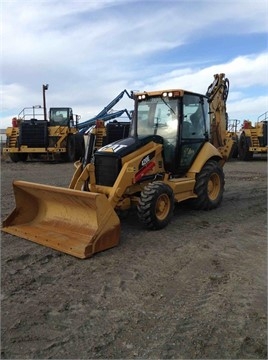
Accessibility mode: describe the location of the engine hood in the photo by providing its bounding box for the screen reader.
[96,135,163,158]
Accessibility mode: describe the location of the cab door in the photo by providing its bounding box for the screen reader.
[176,93,209,175]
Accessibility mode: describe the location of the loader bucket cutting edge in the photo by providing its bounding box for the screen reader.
[1,181,120,259]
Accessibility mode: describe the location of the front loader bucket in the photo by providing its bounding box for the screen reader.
[2,181,120,259]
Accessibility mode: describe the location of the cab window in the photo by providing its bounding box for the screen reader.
[182,94,207,139]
[50,109,69,126]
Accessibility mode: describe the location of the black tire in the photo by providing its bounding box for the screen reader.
[61,135,76,162]
[18,153,28,162]
[9,153,20,162]
[238,132,253,161]
[191,160,224,210]
[137,181,174,230]
[74,133,85,161]
[231,143,239,159]
[9,153,27,162]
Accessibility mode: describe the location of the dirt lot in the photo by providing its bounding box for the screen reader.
[1,156,267,359]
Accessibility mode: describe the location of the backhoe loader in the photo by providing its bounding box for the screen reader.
[2,73,234,259]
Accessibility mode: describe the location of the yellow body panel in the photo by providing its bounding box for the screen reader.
[3,126,78,154]
[3,147,67,153]
[187,142,223,173]
[243,126,268,153]
[2,181,120,259]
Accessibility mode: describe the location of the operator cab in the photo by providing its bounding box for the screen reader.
[132,91,210,175]
[49,107,74,126]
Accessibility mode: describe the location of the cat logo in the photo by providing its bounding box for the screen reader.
[99,144,127,152]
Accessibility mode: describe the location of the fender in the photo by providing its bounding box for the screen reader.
[187,142,222,175]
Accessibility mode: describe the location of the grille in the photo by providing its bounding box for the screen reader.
[19,121,48,147]
[95,155,121,187]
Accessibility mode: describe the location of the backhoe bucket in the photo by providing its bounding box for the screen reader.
[2,181,120,259]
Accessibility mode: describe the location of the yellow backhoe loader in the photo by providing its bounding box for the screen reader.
[2,73,234,259]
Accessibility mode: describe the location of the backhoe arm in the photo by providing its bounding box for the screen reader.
[207,73,233,162]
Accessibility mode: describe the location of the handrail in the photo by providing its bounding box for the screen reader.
[17,107,45,121]
[257,111,267,122]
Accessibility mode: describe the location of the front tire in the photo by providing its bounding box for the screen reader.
[9,153,20,162]
[61,135,76,162]
[18,153,28,162]
[137,182,174,230]
[74,133,85,161]
[191,160,224,210]
[9,153,28,162]
[231,142,239,158]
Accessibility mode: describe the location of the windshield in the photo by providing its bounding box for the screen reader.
[134,97,178,140]
[50,109,69,126]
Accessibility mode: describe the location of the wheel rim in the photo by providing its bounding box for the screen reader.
[155,194,170,220]
[207,173,220,200]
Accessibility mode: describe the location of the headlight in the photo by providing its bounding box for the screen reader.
[138,94,146,100]
[162,91,173,97]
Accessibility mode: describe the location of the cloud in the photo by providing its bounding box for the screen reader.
[1,0,268,128]
[141,52,268,92]
[229,95,268,122]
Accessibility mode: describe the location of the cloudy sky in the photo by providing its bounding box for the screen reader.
[1,0,268,128]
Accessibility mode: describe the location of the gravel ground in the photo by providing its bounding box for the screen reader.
[1,155,267,359]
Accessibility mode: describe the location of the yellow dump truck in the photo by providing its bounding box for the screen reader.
[238,112,268,160]
[3,85,84,162]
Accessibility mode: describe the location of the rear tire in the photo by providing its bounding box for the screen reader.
[238,132,253,161]
[191,160,224,210]
[137,182,174,230]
